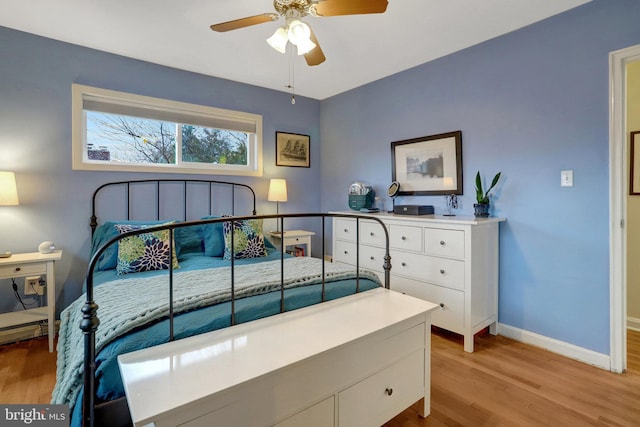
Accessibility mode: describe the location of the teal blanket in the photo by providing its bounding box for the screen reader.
[52,257,380,411]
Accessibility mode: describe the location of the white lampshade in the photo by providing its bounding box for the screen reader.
[295,37,316,55]
[266,27,288,54]
[268,179,288,202]
[0,171,19,206]
[287,20,311,46]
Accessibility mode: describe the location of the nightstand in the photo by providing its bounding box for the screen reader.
[268,230,315,257]
[0,251,62,352]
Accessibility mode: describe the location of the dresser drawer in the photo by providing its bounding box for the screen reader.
[334,218,357,242]
[274,396,334,427]
[422,256,464,291]
[338,349,424,427]
[392,276,464,333]
[334,240,356,265]
[391,251,463,290]
[360,220,387,247]
[360,245,387,273]
[0,262,47,279]
[424,228,464,259]
[389,224,422,252]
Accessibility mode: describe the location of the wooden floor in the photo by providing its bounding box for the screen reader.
[1,329,639,426]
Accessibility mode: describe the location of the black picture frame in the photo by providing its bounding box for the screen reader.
[630,131,640,195]
[391,131,463,196]
[276,132,310,168]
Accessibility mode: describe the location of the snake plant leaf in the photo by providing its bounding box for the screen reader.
[486,172,502,195]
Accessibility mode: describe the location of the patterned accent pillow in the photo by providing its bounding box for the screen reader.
[114,223,179,275]
[222,217,267,260]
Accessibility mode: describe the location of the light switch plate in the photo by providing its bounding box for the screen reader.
[561,170,573,187]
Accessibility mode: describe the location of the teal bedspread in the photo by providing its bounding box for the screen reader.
[54,256,381,426]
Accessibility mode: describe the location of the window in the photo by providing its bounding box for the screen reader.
[72,84,263,176]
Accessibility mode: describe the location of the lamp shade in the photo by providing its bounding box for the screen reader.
[267,27,288,54]
[268,179,288,202]
[0,171,19,206]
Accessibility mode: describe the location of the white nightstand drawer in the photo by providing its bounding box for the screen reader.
[338,350,424,427]
[0,262,47,279]
[424,228,464,259]
[389,224,422,252]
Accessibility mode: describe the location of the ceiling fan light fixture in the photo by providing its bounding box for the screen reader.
[295,38,316,55]
[287,19,311,46]
[267,26,288,54]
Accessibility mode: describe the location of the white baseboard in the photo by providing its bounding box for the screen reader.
[0,321,59,346]
[497,323,610,371]
[627,316,640,332]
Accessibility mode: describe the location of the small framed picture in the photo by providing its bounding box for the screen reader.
[391,131,463,196]
[276,132,310,168]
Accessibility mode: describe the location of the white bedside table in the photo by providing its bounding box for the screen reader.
[0,251,62,352]
[268,230,315,257]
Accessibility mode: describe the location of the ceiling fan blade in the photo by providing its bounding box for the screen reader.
[313,0,388,16]
[304,28,326,66]
[210,13,278,32]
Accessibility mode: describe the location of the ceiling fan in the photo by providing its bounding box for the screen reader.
[210,0,389,66]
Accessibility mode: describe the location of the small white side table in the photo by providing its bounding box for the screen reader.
[268,230,315,257]
[0,251,62,352]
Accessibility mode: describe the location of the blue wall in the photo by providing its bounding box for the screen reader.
[0,27,321,311]
[320,0,640,354]
[2,0,639,356]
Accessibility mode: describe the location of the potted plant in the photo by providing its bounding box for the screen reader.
[474,171,501,217]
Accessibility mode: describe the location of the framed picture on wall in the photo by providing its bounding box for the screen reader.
[276,132,310,167]
[630,131,640,195]
[391,131,463,196]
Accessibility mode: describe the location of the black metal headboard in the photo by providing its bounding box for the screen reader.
[90,179,257,236]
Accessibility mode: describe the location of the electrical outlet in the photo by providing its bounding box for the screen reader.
[24,276,41,295]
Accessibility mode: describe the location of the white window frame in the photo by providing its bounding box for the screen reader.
[71,84,263,176]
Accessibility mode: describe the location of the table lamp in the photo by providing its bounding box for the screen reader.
[268,178,287,233]
[0,171,19,258]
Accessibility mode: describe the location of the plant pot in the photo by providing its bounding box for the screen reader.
[474,203,490,218]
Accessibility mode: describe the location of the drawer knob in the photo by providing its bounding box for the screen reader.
[344,251,348,255]
[370,232,374,236]
[440,269,445,274]
[440,240,445,246]
[14,267,21,272]
[344,229,348,233]
[401,236,406,241]
[295,238,300,242]
[370,256,375,260]
[385,388,393,396]
[401,262,406,267]
[439,303,445,309]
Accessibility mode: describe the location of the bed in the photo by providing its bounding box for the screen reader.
[52,179,404,427]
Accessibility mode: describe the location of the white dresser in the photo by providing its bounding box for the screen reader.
[331,212,505,352]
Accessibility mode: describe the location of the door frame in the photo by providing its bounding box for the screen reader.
[609,43,640,373]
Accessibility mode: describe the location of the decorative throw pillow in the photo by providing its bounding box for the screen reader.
[114,223,179,275]
[222,217,267,260]
[91,220,168,271]
[201,216,225,257]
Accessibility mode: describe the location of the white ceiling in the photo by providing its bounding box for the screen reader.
[0,0,591,100]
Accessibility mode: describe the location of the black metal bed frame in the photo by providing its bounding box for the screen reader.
[79,179,391,427]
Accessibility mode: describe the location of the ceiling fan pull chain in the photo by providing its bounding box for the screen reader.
[288,47,296,104]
